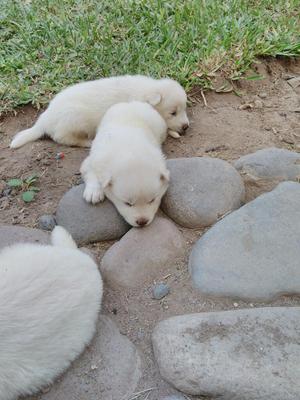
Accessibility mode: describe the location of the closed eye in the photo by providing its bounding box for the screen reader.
[125,201,133,207]
[148,198,156,204]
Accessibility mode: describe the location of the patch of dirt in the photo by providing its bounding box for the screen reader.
[1,57,300,399]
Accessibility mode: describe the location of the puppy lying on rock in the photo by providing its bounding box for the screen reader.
[80,101,170,227]
[0,226,102,400]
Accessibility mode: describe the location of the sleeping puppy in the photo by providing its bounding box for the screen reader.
[80,101,169,227]
[10,74,189,148]
[0,226,102,400]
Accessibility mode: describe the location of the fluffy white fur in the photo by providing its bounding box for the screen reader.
[80,101,169,227]
[0,226,103,400]
[10,75,189,148]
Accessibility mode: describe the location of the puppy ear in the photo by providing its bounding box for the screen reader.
[160,168,170,183]
[146,92,162,106]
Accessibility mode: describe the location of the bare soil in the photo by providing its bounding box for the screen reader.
[1,57,300,399]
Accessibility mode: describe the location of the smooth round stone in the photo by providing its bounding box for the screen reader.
[38,214,56,231]
[56,184,130,245]
[152,283,170,300]
[152,307,300,399]
[259,92,267,99]
[189,181,300,300]
[100,217,185,289]
[161,157,245,228]
[234,147,300,181]
[0,225,49,250]
[40,316,141,400]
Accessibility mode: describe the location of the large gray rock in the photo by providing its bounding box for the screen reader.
[0,225,49,249]
[234,147,300,180]
[100,217,185,288]
[38,316,141,400]
[152,307,300,399]
[189,181,300,300]
[56,184,130,245]
[161,157,245,228]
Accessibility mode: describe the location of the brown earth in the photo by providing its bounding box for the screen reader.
[1,57,300,399]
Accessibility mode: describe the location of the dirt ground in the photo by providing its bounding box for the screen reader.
[1,57,300,399]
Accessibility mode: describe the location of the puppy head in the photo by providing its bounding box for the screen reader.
[146,79,189,135]
[103,159,169,227]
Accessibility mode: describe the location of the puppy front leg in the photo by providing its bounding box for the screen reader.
[168,130,181,139]
[82,169,105,204]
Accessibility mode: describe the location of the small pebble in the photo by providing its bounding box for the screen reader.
[254,99,264,108]
[152,283,170,300]
[259,92,267,99]
[137,328,145,341]
[38,214,56,231]
[2,188,11,197]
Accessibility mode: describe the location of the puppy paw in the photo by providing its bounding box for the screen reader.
[168,130,181,139]
[83,185,105,204]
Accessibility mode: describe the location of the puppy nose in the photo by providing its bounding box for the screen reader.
[182,123,189,131]
[136,217,148,227]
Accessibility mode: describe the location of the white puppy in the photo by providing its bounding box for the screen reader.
[80,101,169,227]
[0,226,103,400]
[10,75,189,148]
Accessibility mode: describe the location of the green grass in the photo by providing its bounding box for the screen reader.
[0,0,299,114]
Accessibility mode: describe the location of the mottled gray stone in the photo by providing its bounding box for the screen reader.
[38,316,141,400]
[161,157,245,228]
[152,283,170,300]
[189,181,300,300]
[160,395,186,400]
[0,225,49,249]
[56,184,130,245]
[152,307,300,399]
[101,217,185,288]
[234,147,300,181]
[38,215,56,231]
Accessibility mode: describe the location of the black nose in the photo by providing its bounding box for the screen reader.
[136,217,148,226]
[182,123,189,131]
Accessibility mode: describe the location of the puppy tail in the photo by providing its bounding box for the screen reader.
[10,125,44,149]
[51,226,78,249]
